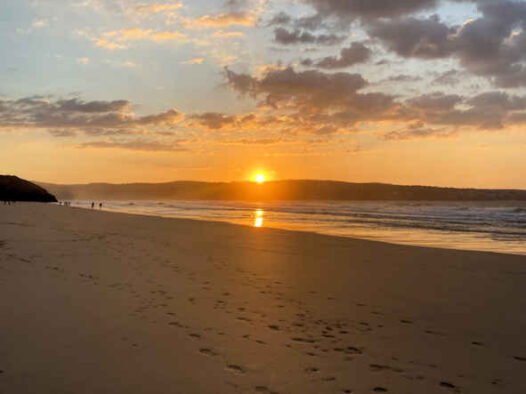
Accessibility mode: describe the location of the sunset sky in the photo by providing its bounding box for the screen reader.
[1,0,525,188]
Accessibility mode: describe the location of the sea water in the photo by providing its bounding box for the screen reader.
[71,200,526,255]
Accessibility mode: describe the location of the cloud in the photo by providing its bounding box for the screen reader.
[56,98,130,113]
[0,96,183,134]
[187,12,256,28]
[223,64,526,137]
[48,129,78,138]
[133,2,182,14]
[383,123,453,140]
[134,109,184,126]
[303,0,438,20]
[190,112,238,129]
[407,93,463,112]
[104,28,185,41]
[225,67,369,111]
[78,139,187,152]
[368,2,526,87]
[222,67,403,135]
[181,57,205,65]
[220,138,286,145]
[273,27,345,46]
[301,42,372,69]
[432,69,463,86]
[267,12,292,26]
[75,0,183,17]
[122,60,137,68]
[188,112,283,132]
[87,28,186,49]
[267,12,328,31]
[93,38,127,50]
[211,30,245,38]
[369,15,454,59]
[405,91,526,129]
[184,0,265,29]
[32,19,48,28]
[384,74,422,83]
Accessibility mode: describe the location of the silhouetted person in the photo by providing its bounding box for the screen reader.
[99,203,103,209]
[91,202,95,209]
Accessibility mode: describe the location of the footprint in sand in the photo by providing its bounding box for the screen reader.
[346,346,363,355]
[199,348,219,357]
[425,329,446,337]
[291,337,316,344]
[439,381,459,391]
[373,387,388,392]
[490,378,503,386]
[254,386,279,394]
[226,364,246,374]
[370,364,404,373]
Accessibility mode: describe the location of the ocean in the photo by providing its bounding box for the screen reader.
[70,200,526,255]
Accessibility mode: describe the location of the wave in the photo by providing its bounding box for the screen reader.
[70,200,526,255]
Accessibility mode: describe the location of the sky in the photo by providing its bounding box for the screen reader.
[0,0,525,188]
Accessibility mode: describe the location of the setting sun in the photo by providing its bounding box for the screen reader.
[255,174,266,184]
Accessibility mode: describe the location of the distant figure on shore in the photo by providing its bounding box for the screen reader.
[91,202,95,209]
[99,203,103,209]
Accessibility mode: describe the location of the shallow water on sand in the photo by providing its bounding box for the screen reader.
[70,200,526,255]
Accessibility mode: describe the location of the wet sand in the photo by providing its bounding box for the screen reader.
[1,203,525,394]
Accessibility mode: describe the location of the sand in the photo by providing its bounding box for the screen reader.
[0,203,525,394]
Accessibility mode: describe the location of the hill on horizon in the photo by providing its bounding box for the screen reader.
[37,179,526,202]
[0,175,57,202]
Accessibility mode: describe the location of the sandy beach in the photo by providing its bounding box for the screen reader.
[1,203,525,394]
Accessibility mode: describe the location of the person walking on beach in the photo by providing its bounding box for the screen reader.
[99,202,103,209]
[91,202,95,209]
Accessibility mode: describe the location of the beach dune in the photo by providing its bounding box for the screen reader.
[1,203,525,394]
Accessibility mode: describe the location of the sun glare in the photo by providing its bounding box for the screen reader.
[255,173,266,184]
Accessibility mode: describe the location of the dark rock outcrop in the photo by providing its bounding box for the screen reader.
[0,175,57,202]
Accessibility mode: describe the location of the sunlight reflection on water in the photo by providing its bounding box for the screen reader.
[254,209,264,228]
[69,200,526,255]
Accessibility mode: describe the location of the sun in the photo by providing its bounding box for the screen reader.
[255,173,266,184]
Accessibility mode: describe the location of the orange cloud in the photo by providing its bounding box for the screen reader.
[133,2,183,14]
[211,30,245,38]
[186,12,256,28]
[181,58,205,64]
[92,28,186,49]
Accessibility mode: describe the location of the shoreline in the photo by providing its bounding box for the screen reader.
[68,201,526,257]
[1,203,525,394]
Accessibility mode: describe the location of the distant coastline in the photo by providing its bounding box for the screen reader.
[38,179,526,202]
